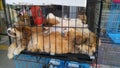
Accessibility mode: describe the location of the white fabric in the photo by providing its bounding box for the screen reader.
[6,0,87,7]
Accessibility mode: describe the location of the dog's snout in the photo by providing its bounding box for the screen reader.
[7,30,11,33]
[7,28,12,34]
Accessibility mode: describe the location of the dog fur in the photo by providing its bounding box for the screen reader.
[27,31,76,54]
[7,26,76,59]
[7,14,97,59]
[45,13,97,55]
[64,29,97,55]
[7,26,44,59]
[45,13,88,35]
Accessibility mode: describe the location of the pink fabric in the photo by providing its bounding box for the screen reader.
[113,0,120,3]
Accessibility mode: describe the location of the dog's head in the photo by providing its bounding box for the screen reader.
[46,13,60,25]
[64,29,87,45]
[7,26,31,39]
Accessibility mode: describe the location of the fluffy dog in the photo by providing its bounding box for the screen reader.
[45,13,88,35]
[7,26,76,59]
[45,13,97,55]
[7,23,96,59]
[7,25,44,59]
[27,28,78,54]
[64,29,97,55]
[18,11,31,26]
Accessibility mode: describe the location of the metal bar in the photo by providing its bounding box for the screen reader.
[21,51,93,63]
[96,0,103,67]
[0,33,8,35]
[2,0,12,44]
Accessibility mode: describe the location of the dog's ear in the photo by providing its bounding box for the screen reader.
[22,26,31,38]
[46,13,60,25]
[46,18,60,25]
[16,26,31,38]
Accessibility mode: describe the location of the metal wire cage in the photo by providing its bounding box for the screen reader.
[106,3,120,44]
[3,0,102,67]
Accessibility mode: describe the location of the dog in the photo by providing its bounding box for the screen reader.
[7,25,44,59]
[7,23,96,59]
[8,25,90,57]
[45,13,97,55]
[64,29,97,55]
[44,13,88,35]
[18,9,31,26]
[7,25,77,59]
[27,31,76,55]
[78,14,87,24]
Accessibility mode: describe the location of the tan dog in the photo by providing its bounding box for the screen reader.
[7,24,96,59]
[18,12,31,26]
[78,14,87,24]
[46,13,96,55]
[64,29,97,55]
[7,25,44,59]
[46,13,88,27]
[7,25,75,59]
[27,31,75,54]
[45,13,88,36]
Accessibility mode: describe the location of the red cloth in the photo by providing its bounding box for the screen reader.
[30,6,45,26]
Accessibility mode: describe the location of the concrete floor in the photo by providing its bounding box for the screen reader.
[0,50,15,68]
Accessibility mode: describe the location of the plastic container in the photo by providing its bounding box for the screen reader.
[49,59,65,68]
[14,54,50,68]
[65,61,90,68]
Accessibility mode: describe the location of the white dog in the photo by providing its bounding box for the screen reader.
[45,13,88,35]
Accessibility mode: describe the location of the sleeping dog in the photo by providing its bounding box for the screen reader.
[7,25,96,59]
[7,25,80,59]
[44,13,88,35]
[7,25,44,59]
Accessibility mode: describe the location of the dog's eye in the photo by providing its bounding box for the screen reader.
[14,33,16,36]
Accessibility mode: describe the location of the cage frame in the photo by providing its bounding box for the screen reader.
[2,0,103,64]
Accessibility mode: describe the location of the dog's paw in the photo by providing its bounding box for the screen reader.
[50,52,55,55]
[44,30,50,35]
[14,49,21,55]
[8,54,14,59]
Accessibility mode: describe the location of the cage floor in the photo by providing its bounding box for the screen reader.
[21,51,93,63]
[108,33,120,44]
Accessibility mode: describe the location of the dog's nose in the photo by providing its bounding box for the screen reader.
[7,28,12,33]
[7,30,11,33]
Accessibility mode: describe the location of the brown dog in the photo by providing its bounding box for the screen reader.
[64,29,97,55]
[27,31,75,54]
[7,25,44,59]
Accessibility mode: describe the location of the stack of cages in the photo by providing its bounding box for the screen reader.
[4,0,102,68]
[106,0,120,44]
[100,0,111,36]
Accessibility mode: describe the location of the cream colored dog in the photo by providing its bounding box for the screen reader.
[45,13,88,35]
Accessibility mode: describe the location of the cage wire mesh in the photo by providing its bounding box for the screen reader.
[98,0,120,67]
[4,0,102,68]
[106,3,120,44]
